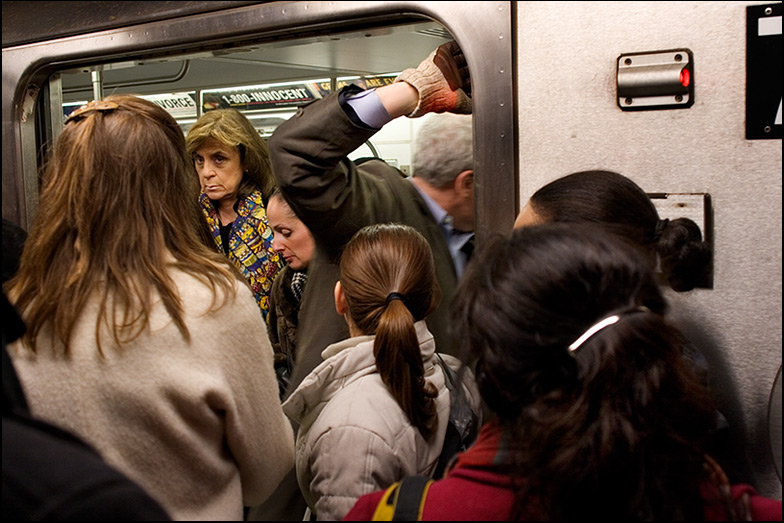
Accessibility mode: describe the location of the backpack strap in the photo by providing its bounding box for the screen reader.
[371,475,433,521]
[432,354,479,478]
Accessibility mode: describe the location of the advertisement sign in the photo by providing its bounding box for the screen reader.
[201,81,324,112]
[201,75,399,112]
[141,92,198,118]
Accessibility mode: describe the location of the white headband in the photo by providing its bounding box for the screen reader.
[568,307,649,352]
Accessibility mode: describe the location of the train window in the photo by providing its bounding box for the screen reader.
[4,2,516,239]
[52,21,453,173]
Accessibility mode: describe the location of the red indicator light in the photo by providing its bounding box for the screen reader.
[680,68,691,87]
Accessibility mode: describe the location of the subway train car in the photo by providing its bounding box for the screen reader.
[3,0,781,508]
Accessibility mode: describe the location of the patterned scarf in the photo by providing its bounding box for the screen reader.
[290,270,308,305]
[199,190,282,318]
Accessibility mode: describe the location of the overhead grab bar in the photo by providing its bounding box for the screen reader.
[63,60,191,94]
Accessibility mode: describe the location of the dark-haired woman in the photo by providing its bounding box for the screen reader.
[513,169,743,477]
[266,188,316,398]
[514,169,711,292]
[282,224,477,521]
[346,224,780,521]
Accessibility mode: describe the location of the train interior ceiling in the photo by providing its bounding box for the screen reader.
[54,19,453,168]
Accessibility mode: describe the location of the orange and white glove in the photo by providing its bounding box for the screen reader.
[395,41,472,117]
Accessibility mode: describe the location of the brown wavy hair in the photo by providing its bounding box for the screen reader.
[6,95,241,355]
[185,109,276,202]
[339,223,441,437]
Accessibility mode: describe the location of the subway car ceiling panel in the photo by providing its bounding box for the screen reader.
[55,22,452,172]
[58,22,452,102]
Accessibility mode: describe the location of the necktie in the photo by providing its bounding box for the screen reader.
[460,235,475,261]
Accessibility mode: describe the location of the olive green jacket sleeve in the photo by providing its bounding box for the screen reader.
[269,91,460,395]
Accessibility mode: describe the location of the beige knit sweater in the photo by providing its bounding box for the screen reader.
[9,270,294,520]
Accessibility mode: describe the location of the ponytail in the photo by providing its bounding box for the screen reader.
[655,217,712,291]
[374,297,437,437]
[338,224,441,438]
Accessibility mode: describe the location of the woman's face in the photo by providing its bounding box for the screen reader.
[193,137,243,205]
[267,196,315,271]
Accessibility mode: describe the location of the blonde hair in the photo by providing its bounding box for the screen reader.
[7,95,240,354]
[185,109,276,201]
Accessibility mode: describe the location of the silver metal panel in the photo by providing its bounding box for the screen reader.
[517,0,781,498]
[1,1,517,244]
[1,1,264,47]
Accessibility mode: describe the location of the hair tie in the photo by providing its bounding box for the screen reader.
[568,306,650,352]
[653,218,670,241]
[386,292,406,305]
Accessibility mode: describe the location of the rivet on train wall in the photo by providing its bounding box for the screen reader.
[616,49,694,111]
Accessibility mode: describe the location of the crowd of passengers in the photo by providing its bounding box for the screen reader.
[3,41,781,521]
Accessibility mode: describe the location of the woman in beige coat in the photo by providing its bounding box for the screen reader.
[6,96,294,520]
[282,224,472,521]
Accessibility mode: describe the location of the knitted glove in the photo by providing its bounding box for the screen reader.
[395,41,472,117]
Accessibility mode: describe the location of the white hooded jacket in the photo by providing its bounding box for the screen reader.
[282,321,453,521]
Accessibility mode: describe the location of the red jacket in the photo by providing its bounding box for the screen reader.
[345,422,782,521]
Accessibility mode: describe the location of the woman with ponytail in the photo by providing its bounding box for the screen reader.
[346,224,780,521]
[513,170,711,292]
[282,223,475,521]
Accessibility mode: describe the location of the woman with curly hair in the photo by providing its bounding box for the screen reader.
[186,109,282,319]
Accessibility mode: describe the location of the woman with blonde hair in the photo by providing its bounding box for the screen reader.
[186,109,282,318]
[6,95,294,520]
[282,223,476,521]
